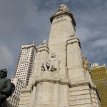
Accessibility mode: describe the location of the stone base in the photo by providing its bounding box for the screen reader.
[18,71,100,107]
[18,83,100,107]
[69,83,100,107]
[18,88,31,107]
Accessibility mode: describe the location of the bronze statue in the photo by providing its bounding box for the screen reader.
[0,69,15,107]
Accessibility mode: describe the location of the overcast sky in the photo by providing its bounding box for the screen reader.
[0,0,107,78]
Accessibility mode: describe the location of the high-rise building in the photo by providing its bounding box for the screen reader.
[90,63,107,107]
[18,4,100,107]
[15,44,36,87]
[7,43,36,107]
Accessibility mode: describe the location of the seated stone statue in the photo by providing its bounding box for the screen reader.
[0,69,15,107]
[41,53,60,72]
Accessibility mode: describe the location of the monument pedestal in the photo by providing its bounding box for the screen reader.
[69,82,100,107]
[19,89,31,107]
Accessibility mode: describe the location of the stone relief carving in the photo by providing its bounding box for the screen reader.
[41,53,60,72]
[82,56,89,71]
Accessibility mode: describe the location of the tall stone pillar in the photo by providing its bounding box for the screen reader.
[66,37,85,82]
[66,37,100,107]
[49,4,76,79]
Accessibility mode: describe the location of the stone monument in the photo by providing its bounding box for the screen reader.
[19,4,100,107]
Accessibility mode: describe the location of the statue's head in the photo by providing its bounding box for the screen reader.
[0,69,7,78]
[57,4,69,12]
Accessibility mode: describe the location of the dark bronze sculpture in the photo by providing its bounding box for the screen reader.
[0,69,15,107]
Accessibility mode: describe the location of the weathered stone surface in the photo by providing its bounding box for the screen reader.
[18,4,100,107]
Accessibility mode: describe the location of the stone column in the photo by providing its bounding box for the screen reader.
[66,36,100,107]
[49,5,76,80]
[66,36,86,82]
[34,42,49,77]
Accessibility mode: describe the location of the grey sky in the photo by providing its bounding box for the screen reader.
[0,0,107,78]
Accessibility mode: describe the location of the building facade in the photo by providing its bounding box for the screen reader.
[90,63,107,107]
[7,44,36,107]
[18,4,100,107]
[15,44,36,87]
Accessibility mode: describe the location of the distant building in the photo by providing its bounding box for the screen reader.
[7,43,36,107]
[14,44,36,87]
[90,63,107,107]
[7,78,24,107]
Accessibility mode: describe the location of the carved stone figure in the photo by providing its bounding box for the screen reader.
[41,53,60,72]
[0,69,15,107]
[57,4,70,12]
[82,57,89,71]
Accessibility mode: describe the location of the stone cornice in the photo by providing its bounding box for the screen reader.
[37,43,49,53]
[50,11,76,26]
[33,77,97,90]
[21,88,31,93]
[21,44,37,50]
[66,37,81,48]
[34,78,69,87]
